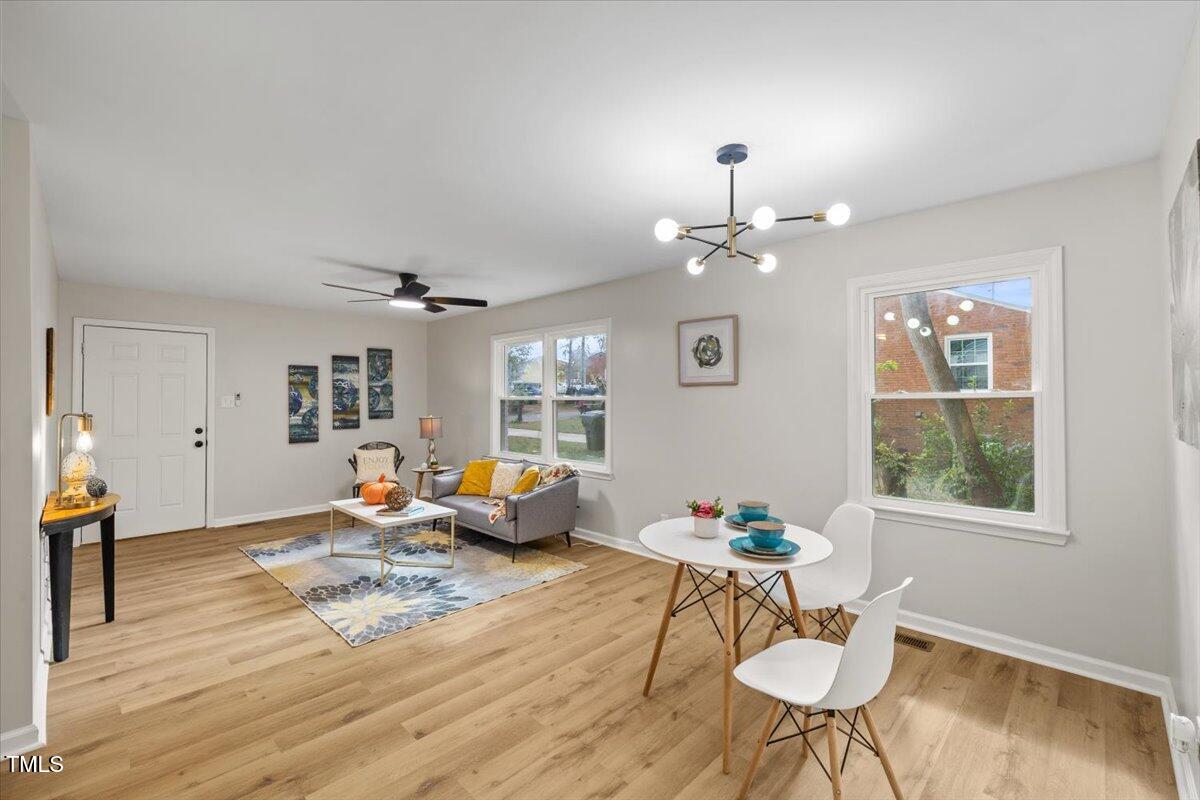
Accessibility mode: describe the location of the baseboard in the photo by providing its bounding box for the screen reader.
[0,723,44,758]
[209,503,329,528]
[575,525,1196,799]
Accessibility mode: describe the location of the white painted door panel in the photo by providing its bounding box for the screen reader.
[82,326,207,538]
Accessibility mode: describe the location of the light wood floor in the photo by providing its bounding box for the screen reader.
[1,513,1177,800]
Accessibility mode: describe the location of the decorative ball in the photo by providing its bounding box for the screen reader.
[385,485,413,511]
[61,451,97,482]
[86,477,108,498]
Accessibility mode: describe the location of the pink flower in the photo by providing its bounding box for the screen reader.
[694,501,714,518]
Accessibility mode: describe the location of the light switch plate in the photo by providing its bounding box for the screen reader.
[220,395,236,409]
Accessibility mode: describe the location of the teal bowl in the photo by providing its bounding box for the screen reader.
[738,500,770,523]
[746,521,785,550]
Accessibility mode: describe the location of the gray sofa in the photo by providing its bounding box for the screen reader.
[431,460,579,561]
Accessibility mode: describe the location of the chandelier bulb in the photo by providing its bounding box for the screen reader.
[686,257,705,276]
[750,206,776,230]
[654,218,680,243]
[755,253,777,274]
[826,203,851,226]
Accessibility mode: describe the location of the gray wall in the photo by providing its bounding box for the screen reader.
[1,115,58,745]
[1160,15,1200,778]
[428,159,1171,674]
[57,282,429,522]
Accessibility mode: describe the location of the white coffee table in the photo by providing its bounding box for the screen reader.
[328,497,458,582]
[638,516,833,775]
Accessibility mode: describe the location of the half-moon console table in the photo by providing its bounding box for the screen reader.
[40,492,119,662]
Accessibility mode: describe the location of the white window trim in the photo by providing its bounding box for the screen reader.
[846,247,1067,545]
[943,332,993,392]
[491,318,612,478]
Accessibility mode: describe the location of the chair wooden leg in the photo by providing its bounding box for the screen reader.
[837,604,853,636]
[763,622,777,650]
[737,698,780,800]
[781,572,811,638]
[861,704,904,800]
[643,563,686,697]
[733,571,743,664]
[825,711,842,799]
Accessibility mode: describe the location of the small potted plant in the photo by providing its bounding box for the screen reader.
[686,496,724,538]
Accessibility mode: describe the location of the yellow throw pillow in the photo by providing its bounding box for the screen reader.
[511,466,540,495]
[457,459,499,496]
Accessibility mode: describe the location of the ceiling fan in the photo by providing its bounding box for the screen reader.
[322,272,488,313]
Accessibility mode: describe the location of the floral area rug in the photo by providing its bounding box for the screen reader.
[241,524,584,646]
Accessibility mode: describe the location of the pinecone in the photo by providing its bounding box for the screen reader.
[385,485,413,511]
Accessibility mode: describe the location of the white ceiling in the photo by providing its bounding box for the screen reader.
[3,1,1196,318]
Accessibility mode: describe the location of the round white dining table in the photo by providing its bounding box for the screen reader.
[638,516,833,775]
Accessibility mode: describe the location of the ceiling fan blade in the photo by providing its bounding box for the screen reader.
[322,282,392,297]
[424,297,488,307]
[423,302,447,313]
[401,281,430,298]
[348,298,389,303]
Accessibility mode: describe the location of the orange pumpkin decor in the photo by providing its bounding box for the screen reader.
[361,473,398,505]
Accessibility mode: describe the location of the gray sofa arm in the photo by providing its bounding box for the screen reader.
[432,469,464,499]
[506,477,579,540]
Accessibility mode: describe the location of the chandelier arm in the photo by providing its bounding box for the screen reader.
[689,222,740,231]
[775,214,817,223]
[682,233,729,250]
[697,223,751,262]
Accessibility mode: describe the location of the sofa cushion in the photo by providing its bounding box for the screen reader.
[436,494,515,542]
[511,466,540,494]
[488,461,525,499]
[457,458,498,496]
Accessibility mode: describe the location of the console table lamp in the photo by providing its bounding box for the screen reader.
[419,415,442,468]
[56,411,97,509]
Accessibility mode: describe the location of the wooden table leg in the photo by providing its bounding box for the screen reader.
[415,472,425,500]
[723,570,736,774]
[100,513,115,623]
[781,571,811,639]
[643,562,685,697]
[733,571,742,664]
[48,530,73,662]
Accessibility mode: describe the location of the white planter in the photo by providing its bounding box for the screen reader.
[693,515,719,538]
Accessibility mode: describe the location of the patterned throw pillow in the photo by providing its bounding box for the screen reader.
[457,458,499,496]
[355,447,398,483]
[538,463,580,487]
[511,466,540,495]
[488,461,525,499]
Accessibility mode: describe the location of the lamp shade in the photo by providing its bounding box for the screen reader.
[419,415,443,439]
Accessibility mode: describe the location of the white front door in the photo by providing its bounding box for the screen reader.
[81,325,208,538]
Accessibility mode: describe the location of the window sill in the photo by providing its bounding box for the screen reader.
[868,502,1069,546]
[492,454,613,481]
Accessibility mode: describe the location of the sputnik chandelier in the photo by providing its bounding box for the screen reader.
[654,143,850,276]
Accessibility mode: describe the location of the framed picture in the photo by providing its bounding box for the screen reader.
[288,364,319,443]
[45,327,55,416]
[366,348,394,419]
[331,355,360,430]
[678,314,738,386]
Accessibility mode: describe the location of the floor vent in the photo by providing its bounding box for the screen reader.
[894,632,934,651]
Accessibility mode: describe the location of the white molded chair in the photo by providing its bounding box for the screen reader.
[763,503,874,646]
[735,577,912,800]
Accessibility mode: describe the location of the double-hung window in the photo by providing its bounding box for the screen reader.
[492,319,611,475]
[847,248,1067,544]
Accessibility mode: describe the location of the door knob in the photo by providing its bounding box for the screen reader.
[194,427,203,435]
[194,440,204,448]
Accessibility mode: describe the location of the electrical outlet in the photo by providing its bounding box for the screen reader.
[1169,713,1197,753]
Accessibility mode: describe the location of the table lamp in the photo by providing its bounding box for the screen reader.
[419,415,442,468]
[57,411,97,509]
